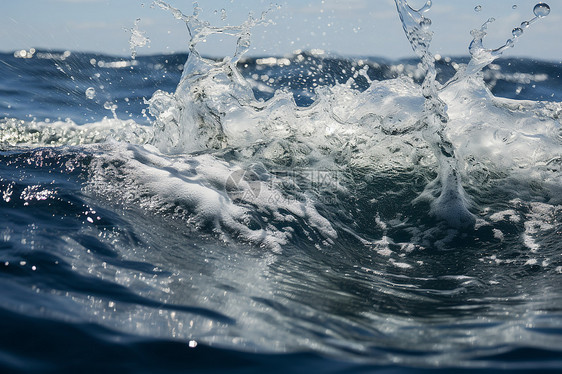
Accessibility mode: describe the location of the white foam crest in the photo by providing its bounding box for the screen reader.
[0,117,152,147]
[146,27,560,232]
[6,2,557,245]
[148,43,440,169]
[441,76,562,203]
[146,3,446,234]
[86,143,337,252]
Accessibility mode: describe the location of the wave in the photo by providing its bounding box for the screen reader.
[0,0,561,368]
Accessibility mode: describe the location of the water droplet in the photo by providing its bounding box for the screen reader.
[512,27,523,37]
[474,5,482,12]
[533,3,550,17]
[506,39,515,48]
[420,17,432,28]
[85,87,96,100]
[512,5,518,9]
[104,101,117,111]
[521,20,530,28]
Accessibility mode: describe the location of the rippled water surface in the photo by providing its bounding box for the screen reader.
[1,1,562,373]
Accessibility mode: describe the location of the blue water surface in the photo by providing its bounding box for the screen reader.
[1,50,562,373]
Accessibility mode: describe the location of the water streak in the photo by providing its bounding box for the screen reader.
[128,18,150,59]
[394,0,474,228]
[461,3,550,79]
[150,1,274,153]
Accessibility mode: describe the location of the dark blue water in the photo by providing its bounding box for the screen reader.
[1,48,562,374]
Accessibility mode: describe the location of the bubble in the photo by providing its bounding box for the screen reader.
[533,3,550,17]
[512,27,523,37]
[474,5,482,12]
[85,87,96,100]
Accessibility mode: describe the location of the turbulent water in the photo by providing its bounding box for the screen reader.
[1,1,562,373]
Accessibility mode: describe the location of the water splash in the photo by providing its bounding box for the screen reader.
[152,1,272,64]
[145,0,556,234]
[149,1,274,153]
[394,0,475,228]
[128,18,150,59]
[396,1,550,226]
[464,3,550,76]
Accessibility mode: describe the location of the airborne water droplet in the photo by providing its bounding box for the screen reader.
[85,87,96,100]
[533,3,551,17]
[512,5,518,10]
[420,17,432,28]
[474,5,482,12]
[521,20,530,28]
[512,27,523,37]
[129,18,150,59]
[104,101,117,111]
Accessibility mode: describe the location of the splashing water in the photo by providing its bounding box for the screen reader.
[149,1,275,153]
[128,18,150,59]
[107,0,556,237]
[152,1,272,64]
[393,1,552,227]
[465,3,550,75]
[2,1,558,243]
[394,0,474,227]
[1,1,562,370]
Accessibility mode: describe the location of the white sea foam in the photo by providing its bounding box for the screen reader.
[86,143,336,251]
[0,117,152,146]
[2,1,560,254]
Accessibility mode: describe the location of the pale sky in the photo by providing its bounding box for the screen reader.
[1,0,561,61]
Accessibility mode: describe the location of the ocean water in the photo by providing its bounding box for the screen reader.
[1,1,562,373]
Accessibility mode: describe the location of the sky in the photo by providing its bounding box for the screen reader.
[1,0,561,61]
